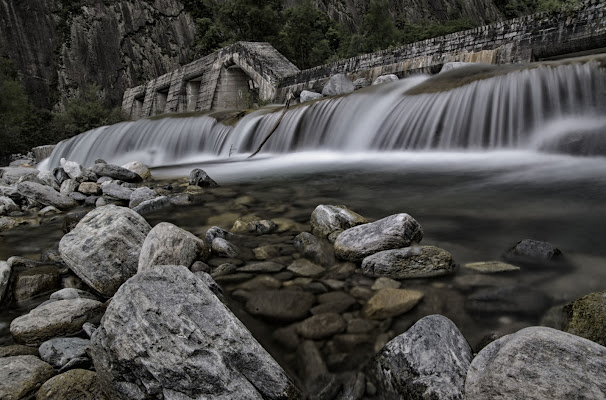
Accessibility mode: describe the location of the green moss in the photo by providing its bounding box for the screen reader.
[565,290,606,346]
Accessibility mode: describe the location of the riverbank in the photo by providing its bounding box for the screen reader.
[1,156,606,398]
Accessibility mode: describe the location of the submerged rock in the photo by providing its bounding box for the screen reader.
[334,213,423,261]
[504,239,564,268]
[564,290,606,346]
[189,168,218,188]
[322,74,354,96]
[361,245,455,279]
[362,288,424,320]
[296,313,346,340]
[463,261,520,273]
[294,232,335,266]
[59,205,151,297]
[10,299,105,345]
[465,327,606,399]
[465,285,551,317]
[90,265,300,399]
[246,289,315,322]
[371,315,473,400]
[138,222,207,272]
[13,265,61,302]
[0,355,55,400]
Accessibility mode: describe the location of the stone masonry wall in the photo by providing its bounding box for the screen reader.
[123,0,606,119]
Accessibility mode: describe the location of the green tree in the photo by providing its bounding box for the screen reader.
[360,0,398,52]
[278,2,339,69]
[51,84,125,140]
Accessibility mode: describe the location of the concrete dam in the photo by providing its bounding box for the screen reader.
[122,0,606,120]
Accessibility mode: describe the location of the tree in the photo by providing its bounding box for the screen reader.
[278,2,338,69]
[361,0,398,52]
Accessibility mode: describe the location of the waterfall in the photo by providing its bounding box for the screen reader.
[45,60,606,169]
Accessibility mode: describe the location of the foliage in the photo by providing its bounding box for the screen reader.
[0,57,124,164]
[51,84,125,140]
[277,2,339,69]
[397,18,480,45]
[360,0,399,52]
[493,0,580,18]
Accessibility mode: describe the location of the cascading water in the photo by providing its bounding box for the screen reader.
[44,58,606,169]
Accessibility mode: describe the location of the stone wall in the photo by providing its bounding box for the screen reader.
[276,0,606,99]
[122,42,300,118]
[123,0,606,119]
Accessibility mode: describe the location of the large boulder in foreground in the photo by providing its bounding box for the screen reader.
[59,205,151,297]
[90,265,300,400]
[334,213,423,261]
[370,315,473,400]
[17,181,77,210]
[138,222,208,272]
[466,327,606,399]
[0,355,55,399]
[362,245,455,279]
[10,299,105,345]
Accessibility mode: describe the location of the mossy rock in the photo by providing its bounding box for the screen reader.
[564,290,606,346]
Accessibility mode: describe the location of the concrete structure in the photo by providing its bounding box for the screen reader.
[123,0,606,119]
[122,42,300,119]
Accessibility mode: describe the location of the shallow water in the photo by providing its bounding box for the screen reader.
[2,151,606,370]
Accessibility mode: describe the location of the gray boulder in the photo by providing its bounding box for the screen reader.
[0,167,39,185]
[39,337,91,370]
[371,315,473,400]
[59,205,151,297]
[60,179,79,196]
[36,170,61,191]
[132,195,171,215]
[465,327,606,399]
[189,168,218,188]
[78,182,101,195]
[300,90,323,103]
[49,288,100,302]
[373,74,399,85]
[101,182,133,200]
[334,213,423,261]
[36,369,108,400]
[129,186,157,208]
[353,78,370,90]
[17,181,77,210]
[211,237,239,258]
[138,222,208,272]
[0,196,19,215]
[0,355,55,400]
[10,299,105,345]
[60,158,84,179]
[0,261,11,304]
[361,246,455,279]
[91,163,142,182]
[322,74,355,96]
[310,205,367,239]
[121,161,151,180]
[294,232,335,266]
[90,265,300,400]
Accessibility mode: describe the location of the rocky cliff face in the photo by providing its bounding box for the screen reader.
[0,0,196,108]
[287,0,502,30]
[0,0,501,110]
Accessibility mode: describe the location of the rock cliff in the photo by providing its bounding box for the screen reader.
[0,0,196,108]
